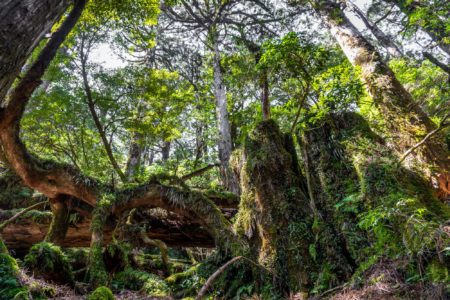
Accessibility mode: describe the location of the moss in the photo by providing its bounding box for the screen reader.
[113,268,152,291]
[142,274,169,296]
[24,242,74,286]
[88,242,108,288]
[233,119,314,293]
[45,198,70,244]
[88,286,114,300]
[426,258,449,283]
[0,251,27,299]
[23,210,52,224]
[165,265,199,287]
[88,195,113,288]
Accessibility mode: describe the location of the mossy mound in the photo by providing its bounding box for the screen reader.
[24,242,74,286]
[113,268,152,291]
[0,251,27,299]
[165,265,201,298]
[89,286,114,300]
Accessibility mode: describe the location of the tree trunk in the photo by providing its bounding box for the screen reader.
[345,0,402,58]
[161,140,171,164]
[212,42,240,195]
[0,0,71,100]
[385,0,450,56]
[260,67,271,120]
[232,120,314,293]
[81,57,127,183]
[125,132,143,181]
[44,195,70,245]
[312,0,450,177]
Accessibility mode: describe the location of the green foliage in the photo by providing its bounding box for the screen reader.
[88,243,109,288]
[142,275,169,296]
[113,268,152,291]
[24,242,74,286]
[0,249,27,299]
[88,286,114,300]
[389,58,449,121]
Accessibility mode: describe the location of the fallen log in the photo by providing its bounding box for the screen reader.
[0,211,215,249]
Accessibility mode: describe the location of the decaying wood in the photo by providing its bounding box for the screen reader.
[0,211,215,249]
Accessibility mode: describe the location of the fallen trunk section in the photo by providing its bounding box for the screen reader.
[0,210,215,249]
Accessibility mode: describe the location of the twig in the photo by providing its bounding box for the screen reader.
[398,113,449,164]
[0,200,48,232]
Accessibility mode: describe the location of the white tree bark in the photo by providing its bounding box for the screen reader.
[212,41,240,194]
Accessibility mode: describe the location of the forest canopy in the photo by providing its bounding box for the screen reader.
[0,0,448,299]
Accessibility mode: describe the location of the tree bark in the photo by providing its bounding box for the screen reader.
[161,140,171,164]
[212,41,240,195]
[0,207,225,249]
[345,0,402,58]
[423,52,450,75]
[125,132,143,180]
[312,0,450,176]
[260,67,271,120]
[0,0,71,100]
[44,195,70,245]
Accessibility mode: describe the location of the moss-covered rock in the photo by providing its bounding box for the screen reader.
[24,242,74,286]
[89,286,114,300]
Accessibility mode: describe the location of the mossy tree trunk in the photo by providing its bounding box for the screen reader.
[233,120,314,294]
[44,194,70,245]
[300,112,449,289]
[311,0,450,179]
[88,197,111,288]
